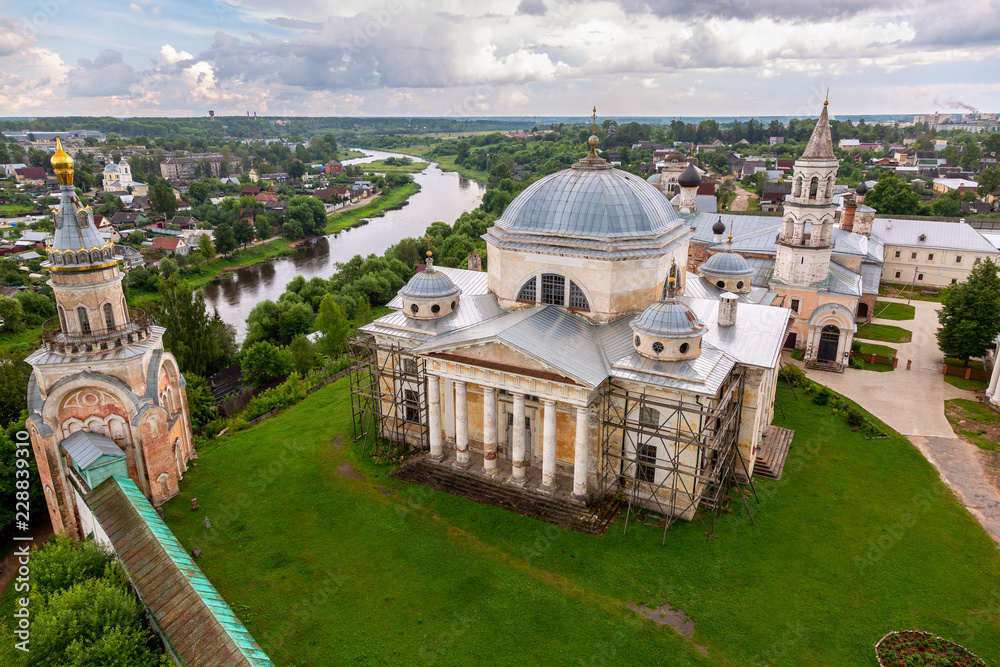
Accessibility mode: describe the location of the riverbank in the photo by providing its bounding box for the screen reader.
[358,159,430,174]
[325,181,421,234]
[385,144,489,183]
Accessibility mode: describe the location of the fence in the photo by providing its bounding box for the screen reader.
[850,351,897,368]
[942,364,991,382]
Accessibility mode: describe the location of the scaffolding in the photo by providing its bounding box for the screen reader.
[598,369,758,544]
[348,332,429,458]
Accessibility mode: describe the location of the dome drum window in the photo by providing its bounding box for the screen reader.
[515,274,590,312]
[517,277,536,303]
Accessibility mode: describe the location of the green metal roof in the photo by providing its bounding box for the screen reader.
[86,477,274,667]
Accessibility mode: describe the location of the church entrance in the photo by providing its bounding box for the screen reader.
[817,325,840,362]
[856,302,869,320]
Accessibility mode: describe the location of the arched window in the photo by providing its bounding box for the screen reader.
[58,306,67,331]
[78,307,90,335]
[103,303,114,331]
[809,177,819,198]
[517,277,536,303]
[637,443,657,483]
[568,281,589,310]
[540,274,565,305]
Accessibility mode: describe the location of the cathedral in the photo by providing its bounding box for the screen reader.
[102,155,147,195]
[25,140,194,539]
[353,118,795,530]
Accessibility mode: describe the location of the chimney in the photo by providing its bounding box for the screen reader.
[719,292,738,327]
[467,251,482,272]
[841,195,857,233]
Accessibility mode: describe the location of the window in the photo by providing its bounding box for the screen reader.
[58,306,66,332]
[410,303,419,314]
[790,298,800,313]
[736,280,744,289]
[634,335,641,347]
[911,252,917,259]
[540,274,565,305]
[951,278,957,284]
[639,406,659,426]
[517,277,536,302]
[78,307,90,335]
[716,280,725,288]
[637,443,657,483]
[917,273,924,281]
[975,257,982,264]
[431,304,440,313]
[402,358,418,375]
[894,251,901,258]
[927,253,934,261]
[652,342,664,354]
[895,271,901,279]
[956,256,962,263]
[568,281,589,310]
[679,342,689,353]
[103,303,114,331]
[403,389,419,423]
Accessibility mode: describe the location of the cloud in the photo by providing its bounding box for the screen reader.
[67,50,137,97]
[517,0,547,16]
[129,3,144,15]
[265,17,324,30]
[160,44,193,65]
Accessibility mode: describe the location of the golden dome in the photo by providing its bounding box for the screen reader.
[51,138,74,186]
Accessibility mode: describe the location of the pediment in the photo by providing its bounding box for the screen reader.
[426,341,583,386]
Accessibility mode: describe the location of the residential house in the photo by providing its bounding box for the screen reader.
[932,178,978,194]
[241,185,263,196]
[769,137,785,145]
[760,181,792,211]
[110,211,148,229]
[168,215,198,230]
[261,172,290,184]
[113,244,145,271]
[151,236,191,257]
[1,163,28,177]
[775,159,795,173]
[14,168,47,185]
[325,160,343,175]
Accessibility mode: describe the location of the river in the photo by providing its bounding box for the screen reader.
[201,150,485,337]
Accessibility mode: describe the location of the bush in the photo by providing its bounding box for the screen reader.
[851,340,862,353]
[845,405,866,428]
[812,386,833,406]
[778,363,808,387]
[848,355,865,370]
[241,373,308,422]
[30,535,115,601]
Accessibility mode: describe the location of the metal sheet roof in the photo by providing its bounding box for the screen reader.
[684,272,773,304]
[871,218,998,253]
[860,262,882,295]
[610,345,735,396]
[365,294,504,339]
[398,265,461,299]
[680,297,791,369]
[86,477,274,666]
[60,430,124,470]
[827,262,863,297]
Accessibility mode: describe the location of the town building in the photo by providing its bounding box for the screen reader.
[159,153,237,179]
[101,156,147,195]
[24,140,195,539]
[352,125,794,533]
[873,218,999,288]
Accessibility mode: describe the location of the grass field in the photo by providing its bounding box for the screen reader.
[873,301,915,321]
[855,341,897,357]
[392,145,490,183]
[945,375,990,392]
[359,159,430,174]
[325,182,421,234]
[0,204,33,216]
[946,399,1000,450]
[945,357,986,372]
[340,149,367,160]
[856,322,912,344]
[878,282,944,303]
[155,380,1000,666]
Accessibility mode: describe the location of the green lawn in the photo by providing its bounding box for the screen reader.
[157,380,1000,666]
[873,301,915,321]
[878,282,944,303]
[946,399,1000,450]
[0,204,33,216]
[945,375,990,392]
[393,145,490,183]
[340,149,367,160]
[856,322,912,344]
[360,159,430,174]
[325,182,421,234]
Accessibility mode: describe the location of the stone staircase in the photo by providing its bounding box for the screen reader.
[391,455,621,536]
[805,359,844,373]
[753,425,794,481]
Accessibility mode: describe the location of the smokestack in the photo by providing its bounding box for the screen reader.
[719,292,738,327]
[467,251,482,272]
[841,195,857,233]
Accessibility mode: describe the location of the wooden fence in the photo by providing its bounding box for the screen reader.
[850,351,897,368]
[942,364,991,382]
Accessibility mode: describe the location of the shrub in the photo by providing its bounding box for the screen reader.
[30,535,115,602]
[848,355,866,370]
[851,340,862,353]
[845,405,866,428]
[812,386,833,406]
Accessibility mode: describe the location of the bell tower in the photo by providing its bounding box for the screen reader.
[773,101,838,286]
[25,140,195,539]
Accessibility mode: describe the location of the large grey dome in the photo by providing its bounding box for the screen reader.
[104,162,119,173]
[496,166,681,240]
[631,300,707,339]
[701,249,752,278]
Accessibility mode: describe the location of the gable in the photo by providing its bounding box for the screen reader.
[427,341,583,386]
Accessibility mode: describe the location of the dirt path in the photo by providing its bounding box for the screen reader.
[797,297,1000,544]
[729,183,755,212]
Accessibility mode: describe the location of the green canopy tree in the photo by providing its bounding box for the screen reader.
[214,221,237,256]
[197,233,215,261]
[936,258,1000,366]
[977,166,1000,199]
[233,219,255,248]
[149,180,177,218]
[255,215,273,241]
[864,172,921,216]
[241,341,292,386]
[314,294,348,357]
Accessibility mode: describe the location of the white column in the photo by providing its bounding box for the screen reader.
[443,378,455,442]
[573,405,589,498]
[987,354,1000,398]
[453,381,470,469]
[510,392,526,486]
[483,387,498,477]
[427,375,443,461]
[539,399,558,494]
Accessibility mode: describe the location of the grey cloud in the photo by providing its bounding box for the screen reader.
[265,17,324,30]
[517,0,547,16]
[603,0,880,23]
[67,50,138,97]
[909,3,1000,48]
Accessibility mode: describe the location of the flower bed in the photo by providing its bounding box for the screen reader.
[876,630,987,666]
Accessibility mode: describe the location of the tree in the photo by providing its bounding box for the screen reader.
[149,180,177,218]
[188,181,211,203]
[182,373,215,428]
[0,351,31,426]
[14,290,55,326]
[255,215,273,241]
[314,294,348,357]
[159,257,178,278]
[978,166,1000,198]
[30,535,114,600]
[127,231,145,247]
[289,334,316,375]
[214,221,237,256]
[282,218,304,240]
[865,172,921,216]
[288,160,306,180]
[936,258,1000,366]
[197,233,215,261]
[233,219,255,248]
[0,295,25,333]
[240,341,292,386]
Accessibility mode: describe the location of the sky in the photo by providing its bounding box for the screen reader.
[0,0,998,118]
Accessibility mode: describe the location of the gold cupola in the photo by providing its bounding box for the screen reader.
[51,138,75,186]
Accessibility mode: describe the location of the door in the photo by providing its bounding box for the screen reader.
[856,302,869,320]
[506,412,531,462]
[817,325,840,362]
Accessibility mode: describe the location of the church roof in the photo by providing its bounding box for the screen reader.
[630,299,707,340]
[700,246,753,278]
[800,103,835,160]
[398,260,461,300]
[387,265,488,309]
[60,430,123,470]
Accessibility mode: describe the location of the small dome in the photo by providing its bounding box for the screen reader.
[856,180,868,195]
[399,265,461,300]
[631,300,707,340]
[712,216,726,235]
[701,249,752,278]
[677,163,701,188]
[104,162,119,173]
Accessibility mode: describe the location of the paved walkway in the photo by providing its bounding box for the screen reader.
[797,297,1000,544]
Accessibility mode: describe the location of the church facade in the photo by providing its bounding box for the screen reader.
[26,141,194,539]
[354,129,793,527]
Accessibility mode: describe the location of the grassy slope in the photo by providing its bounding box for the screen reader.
[873,301,915,321]
[878,283,944,303]
[946,398,1000,450]
[360,159,430,174]
[163,380,1000,667]
[324,182,421,234]
[856,322,912,343]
